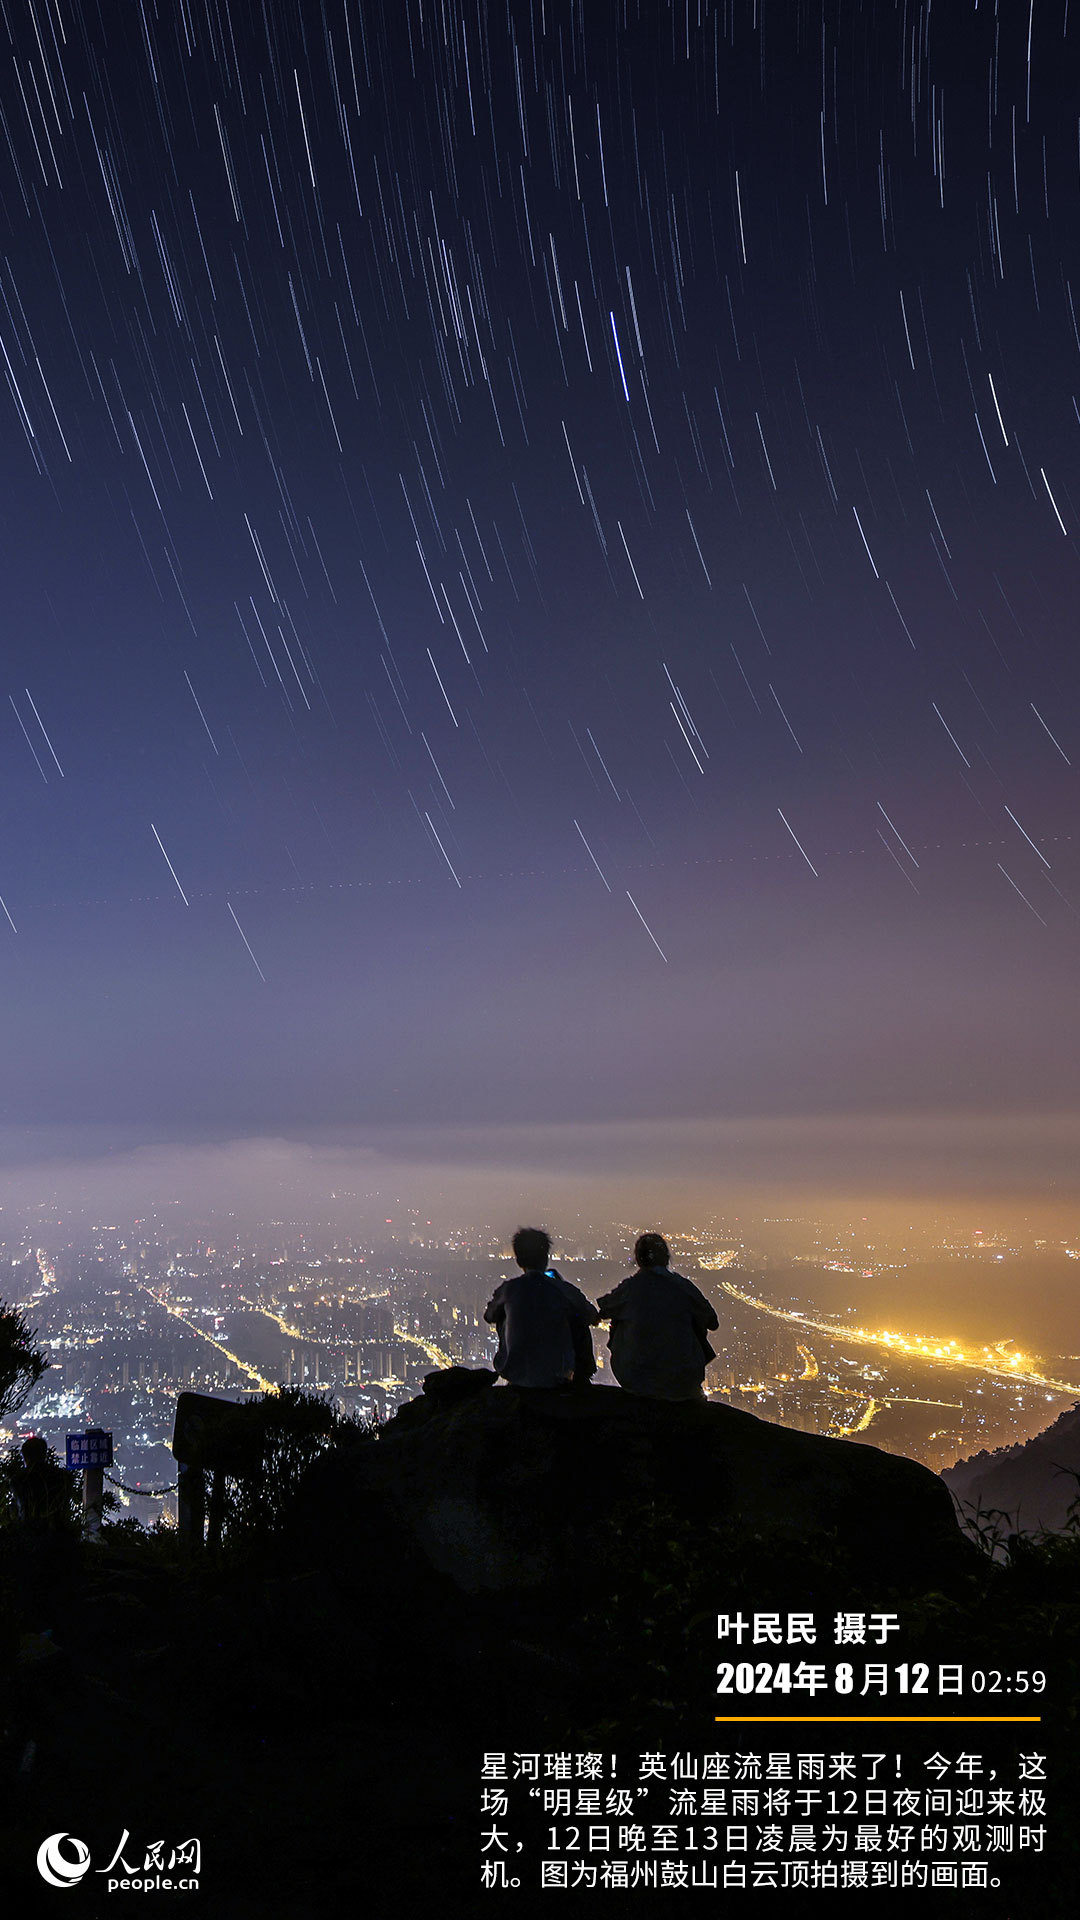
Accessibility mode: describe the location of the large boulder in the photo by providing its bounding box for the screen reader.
[300,1383,971,1595]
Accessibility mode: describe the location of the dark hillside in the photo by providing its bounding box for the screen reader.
[1,1382,1076,1915]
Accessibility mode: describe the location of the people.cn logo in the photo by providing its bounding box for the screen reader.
[36,1833,91,1889]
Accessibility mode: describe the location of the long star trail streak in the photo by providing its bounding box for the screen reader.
[1004,805,1050,868]
[24,691,65,775]
[884,582,917,649]
[426,648,459,726]
[609,312,631,401]
[851,505,880,578]
[150,824,191,905]
[9,696,49,782]
[625,891,668,961]
[685,507,712,585]
[1040,468,1069,535]
[616,521,644,597]
[226,901,266,981]
[777,809,820,878]
[573,818,612,891]
[877,829,920,893]
[671,701,705,772]
[876,804,920,868]
[769,686,803,754]
[1029,705,1072,766]
[997,863,1048,927]
[183,671,220,754]
[931,703,972,770]
[424,812,462,888]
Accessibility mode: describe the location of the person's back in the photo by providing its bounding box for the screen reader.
[597,1233,719,1401]
[13,1436,73,1530]
[484,1227,598,1388]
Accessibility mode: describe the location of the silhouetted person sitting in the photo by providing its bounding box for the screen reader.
[484,1227,599,1389]
[597,1233,719,1401]
[11,1435,74,1530]
[5,1435,78,1628]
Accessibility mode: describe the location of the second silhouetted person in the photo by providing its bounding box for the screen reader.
[597,1233,719,1400]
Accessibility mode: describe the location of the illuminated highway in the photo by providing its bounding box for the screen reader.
[394,1326,454,1369]
[830,1397,879,1438]
[140,1285,279,1395]
[715,1341,964,1441]
[243,1300,305,1341]
[242,1297,454,1376]
[15,1249,60,1313]
[721,1280,1080,1396]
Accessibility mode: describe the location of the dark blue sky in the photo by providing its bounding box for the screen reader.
[1,1,1078,1200]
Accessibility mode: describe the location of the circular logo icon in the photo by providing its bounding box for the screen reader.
[36,1833,91,1889]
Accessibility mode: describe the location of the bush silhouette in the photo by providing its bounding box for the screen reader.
[216,1386,376,1555]
[0,1301,48,1425]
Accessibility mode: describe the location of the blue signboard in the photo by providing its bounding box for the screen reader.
[66,1430,113,1471]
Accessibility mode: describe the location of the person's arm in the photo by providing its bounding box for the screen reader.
[595,1280,626,1320]
[553,1281,598,1380]
[553,1272,601,1324]
[483,1281,508,1326]
[678,1280,718,1358]
[687,1281,720,1331]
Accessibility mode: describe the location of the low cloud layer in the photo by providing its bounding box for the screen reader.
[1,1109,1078,1236]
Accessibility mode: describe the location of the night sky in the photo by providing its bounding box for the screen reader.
[1,1,1079,1210]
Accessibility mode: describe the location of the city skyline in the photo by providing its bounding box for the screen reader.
[6,1203,1079,1537]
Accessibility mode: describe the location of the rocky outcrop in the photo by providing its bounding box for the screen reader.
[299,1380,972,1594]
[944,1402,1080,1535]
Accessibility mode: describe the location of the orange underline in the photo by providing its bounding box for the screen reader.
[714,1716,1041,1723]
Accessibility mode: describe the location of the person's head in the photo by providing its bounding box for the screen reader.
[513,1225,552,1271]
[634,1232,670,1269]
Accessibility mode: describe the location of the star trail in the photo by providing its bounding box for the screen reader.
[0,0,1078,1198]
